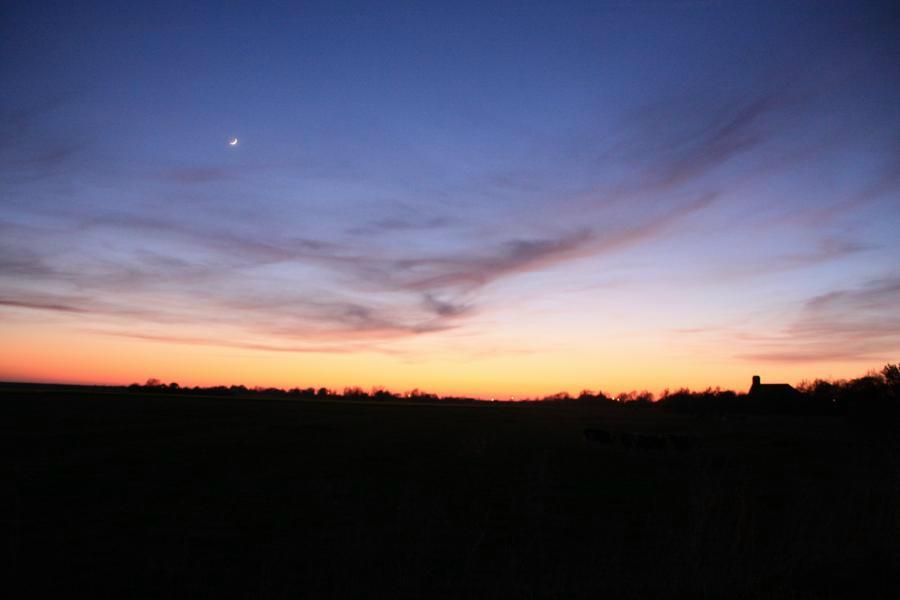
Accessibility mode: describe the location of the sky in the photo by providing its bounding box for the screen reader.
[1,1,899,398]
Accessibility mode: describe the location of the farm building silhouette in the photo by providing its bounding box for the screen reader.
[748,375,801,411]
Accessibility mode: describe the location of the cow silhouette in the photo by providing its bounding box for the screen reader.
[583,428,613,444]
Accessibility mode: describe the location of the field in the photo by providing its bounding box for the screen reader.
[3,384,898,598]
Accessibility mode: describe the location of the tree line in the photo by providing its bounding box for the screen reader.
[127,363,900,418]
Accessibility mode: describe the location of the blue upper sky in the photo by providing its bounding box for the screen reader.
[1,1,898,394]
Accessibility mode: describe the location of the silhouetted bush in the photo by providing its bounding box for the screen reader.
[658,387,741,415]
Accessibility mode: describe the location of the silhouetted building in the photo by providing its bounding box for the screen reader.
[748,375,801,412]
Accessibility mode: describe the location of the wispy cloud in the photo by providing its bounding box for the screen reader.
[711,237,871,281]
[737,277,900,363]
[0,140,722,353]
[95,330,392,355]
[162,167,237,184]
[0,297,87,314]
[772,239,871,271]
[345,215,454,236]
[1,55,894,362]
[620,92,779,191]
[0,93,88,184]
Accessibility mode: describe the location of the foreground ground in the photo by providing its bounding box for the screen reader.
[2,384,898,598]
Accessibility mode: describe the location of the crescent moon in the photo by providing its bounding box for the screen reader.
[229,138,238,146]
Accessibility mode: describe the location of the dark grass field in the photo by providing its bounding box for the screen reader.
[3,384,899,598]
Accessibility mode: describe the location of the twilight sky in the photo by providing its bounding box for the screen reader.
[1,1,899,397]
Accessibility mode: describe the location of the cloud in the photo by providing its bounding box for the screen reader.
[0,245,58,278]
[390,229,596,291]
[163,167,236,184]
[628,93,776,191]
[0,288,194,324]
[714,237,871,280]
[352,192,717,295]
[0,297,87,314]
[0,63,741,357]
[422,293,472,318]
[773,238,870,269]
[0,64,862,356]
[77,213,337,266]
[563,84,799,208]
[804,152,900,225]
[0,184,716,353]
[95,330,390,355]
[737,277,900,363]
[70,186,712,297]
[345,215,453,236]
[0,94,88,183]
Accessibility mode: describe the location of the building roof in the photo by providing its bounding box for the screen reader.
[749,378,800,400]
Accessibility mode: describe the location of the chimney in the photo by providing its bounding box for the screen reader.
[752,375,761,387]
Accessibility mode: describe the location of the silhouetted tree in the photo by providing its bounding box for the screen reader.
[883,363,900,388]
[619,390,654,406]
[371,387,396,400]
[658,387,738,414]
[288,387,315,398]
[343,386,369,399]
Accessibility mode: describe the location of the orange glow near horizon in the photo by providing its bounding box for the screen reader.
[0,319,883,400]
